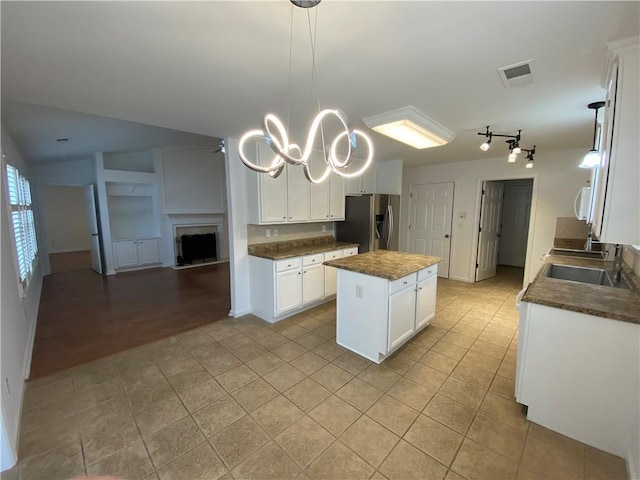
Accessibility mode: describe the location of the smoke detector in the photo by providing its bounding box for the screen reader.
[497,59,535,88]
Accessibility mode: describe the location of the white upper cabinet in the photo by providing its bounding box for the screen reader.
[345,160,403,196]
[287,164,310,222]
[591,38,639,245]
[329,174,346,220]
[246,142,288,224]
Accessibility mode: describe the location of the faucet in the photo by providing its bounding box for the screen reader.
[585,223,594,251]
[613,244,623,282]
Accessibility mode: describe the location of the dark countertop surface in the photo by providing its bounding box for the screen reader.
[324,250,442,281]
[248,236,359,260]
[522,254,640,324]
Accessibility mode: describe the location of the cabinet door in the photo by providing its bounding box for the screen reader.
[388,286,416,352]
[345,176,363,196]
[114,241,138,268]
[310,180,330,221]
[415,276,436,330]
[257,143,288,223]
[276,268,302,314]
[362,167,377,194]
[329,174,346,220]
[324,250,344,296]
[137,239,159,265]
[303,263,325,304]
[287,165,310,222]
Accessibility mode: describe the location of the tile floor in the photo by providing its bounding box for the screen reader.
[5,270,629,480]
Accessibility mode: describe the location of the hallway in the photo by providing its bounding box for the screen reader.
[30,263,231,379]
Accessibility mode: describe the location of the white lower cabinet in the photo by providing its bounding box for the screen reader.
[336,264,438,363]
[250,246,356,322]
[113,238,160,270]
[324,250,344,296]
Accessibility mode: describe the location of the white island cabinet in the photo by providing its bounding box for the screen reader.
[326,251,440,364]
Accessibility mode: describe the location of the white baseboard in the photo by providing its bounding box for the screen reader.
[229,308,251,318]
[449,275,473,283]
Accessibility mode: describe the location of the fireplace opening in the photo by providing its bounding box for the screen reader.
[176,233,217,265]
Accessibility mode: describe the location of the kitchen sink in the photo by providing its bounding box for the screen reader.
[543,264,630,289]
[548,248,605,259]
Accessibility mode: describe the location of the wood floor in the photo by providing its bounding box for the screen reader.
[30,262,231,379]
[48,250,92,274]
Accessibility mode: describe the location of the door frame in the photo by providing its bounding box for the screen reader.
[471,173,539,287]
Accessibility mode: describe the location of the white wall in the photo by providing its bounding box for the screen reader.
[400,149,590,284]
[39,185,91,253]
[0,127,44,470]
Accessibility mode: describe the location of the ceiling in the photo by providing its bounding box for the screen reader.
[1,1,639,167]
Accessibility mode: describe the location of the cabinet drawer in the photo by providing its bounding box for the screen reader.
[276,258,301,272]
[389,272,417,295]
[343,247,358,257]
[418,265,438,281]
[324,250,344,262]
[303,253,324,266]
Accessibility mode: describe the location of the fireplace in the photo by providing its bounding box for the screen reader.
[173,222,222,267]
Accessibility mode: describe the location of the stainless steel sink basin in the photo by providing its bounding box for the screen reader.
[549,248,605,259]
[542,264,630,289]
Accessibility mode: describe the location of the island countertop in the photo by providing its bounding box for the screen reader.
[324,250,442,281]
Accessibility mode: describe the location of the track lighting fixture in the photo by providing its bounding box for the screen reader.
[579,101,605,168]
[478,126,535,167]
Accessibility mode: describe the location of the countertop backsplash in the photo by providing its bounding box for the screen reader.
[623,245,640,278]
[248,223,334,245]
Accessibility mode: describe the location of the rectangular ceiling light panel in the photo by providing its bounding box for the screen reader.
[363,106,455,149]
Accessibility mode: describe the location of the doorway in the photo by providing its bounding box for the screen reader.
[407,182,454,278]
[475,178,533,282]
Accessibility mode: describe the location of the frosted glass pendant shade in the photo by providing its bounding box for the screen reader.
[579,150,601,168]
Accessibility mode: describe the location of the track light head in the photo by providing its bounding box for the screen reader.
[480,136,492,151]
[508,152,517,163]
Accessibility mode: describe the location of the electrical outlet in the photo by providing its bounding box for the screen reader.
[4,378,10,396]
[265,229,271,238]
[273,229,278,237]
[355,285,363,298]
[322,224,327,232]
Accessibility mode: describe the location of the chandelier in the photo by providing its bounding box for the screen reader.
[477,126,536,168]
[238,0,373,184]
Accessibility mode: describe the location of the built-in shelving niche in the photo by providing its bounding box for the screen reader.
[106,182,160,240]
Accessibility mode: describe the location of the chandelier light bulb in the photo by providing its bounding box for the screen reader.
[480,140,491,152]
[526,161,534,169]
[508,152,517,163]
[512,145,522,154]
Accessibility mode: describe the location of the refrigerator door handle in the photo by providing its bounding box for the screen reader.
[387,204,393,249]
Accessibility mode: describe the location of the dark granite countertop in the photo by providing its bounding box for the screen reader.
[324,250,442,281]
[522,254,640,324]
[248,237,359,260]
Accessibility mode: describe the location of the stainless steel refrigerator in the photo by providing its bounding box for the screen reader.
[336,194,400,252]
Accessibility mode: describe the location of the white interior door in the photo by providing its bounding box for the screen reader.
[475,181,504,281]
[407,182,454,277]
[84,185,103,274]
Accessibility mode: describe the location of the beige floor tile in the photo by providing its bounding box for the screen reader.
[442,332,476,349]
[23,377,74,410]
[157,442,227,480]
[311,324,336,340]
[231,378,280,412]
[379,440,448,480]
[477,330,512,348]
[273,341,309,361]
[276,324,309,341]
[256,332,290,351]
[404,363,448,391]
[219,332,254,350]
[18,440,85,480]
[478,393,527,432]
[72,364,119,393]
[231,342,269,363]
[357,364,402,392]
[199,351,242,377]
[451,438,518,480]
[383,352,416,375]
[519,436,583,479]
[312,340,347,361]
[245,352,286,376]
[417,351,459,375]
[489,374,516,400]
[263,364,306,392]
[387,378,436,411]
[308,395,361,436]
[296,332,327,349]
[296,316,326,331]
[438,377,486,410]
[450,323,484,339]
[250,395,305,436]
[144,416,206,469]
[529,423,585,458]
[497,359,517,379]
[340,415,399,468]
[211,416,270,469]
[215,365,259,393]
[125,378,175,413]
[398,343,428,361]
[310,363,354,392]
[336,378,384,412]
[445,469,468,480]
[458,350,501,374]
[333,351,373,375]
[470,339,507,359]
[431,341,468,361]
[134,395,189,437]
[423,394,476,435]
[21,396,77,432]
[585,445,628,480]
[366,395,420,436]
[87,442,154,479]
[232,442,301,480]
[404,414,463,466]
[467,413,526,462]
[284,378,332,412]
[451,363,495,390]
[290,351,329,375]
[178,378,227,413]
[305,441,374,480]
[192,395,246,437]
[202,322,240,341]
[165,363,212,393]
[276,416,334,467]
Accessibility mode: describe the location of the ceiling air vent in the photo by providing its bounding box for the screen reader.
[56,137,70,143]
[497,59,534,88]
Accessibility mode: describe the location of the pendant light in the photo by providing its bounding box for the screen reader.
[579,101,605,168]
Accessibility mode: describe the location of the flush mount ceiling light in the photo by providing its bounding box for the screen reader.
[363,106,455,149]
[238,0,373,184]
[579,101,605,169]
[478,126,536,167]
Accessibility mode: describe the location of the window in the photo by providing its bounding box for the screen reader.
[5,163,38,289]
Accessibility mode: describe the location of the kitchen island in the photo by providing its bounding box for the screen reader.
[324,250,442,364]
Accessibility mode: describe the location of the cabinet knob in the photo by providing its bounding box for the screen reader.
[298,272,301,275]
[445,234,450,238]
[403,281,408,285]
[330,215,334,217]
